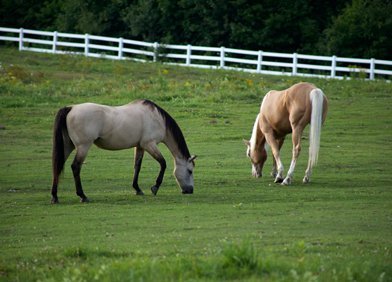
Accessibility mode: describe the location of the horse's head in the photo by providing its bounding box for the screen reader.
[174,155,197,194]
[244,139,267,178]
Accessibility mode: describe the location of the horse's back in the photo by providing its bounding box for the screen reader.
[286,83,328,124]
[284,82,316,111]
[260,82,323,134]
[66,101,165,150]
[262,82,318,111]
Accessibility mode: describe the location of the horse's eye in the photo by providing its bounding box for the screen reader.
[188,169,193,175]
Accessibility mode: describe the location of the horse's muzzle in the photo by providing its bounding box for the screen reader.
[182,186,194,194]
[252,164,262,178]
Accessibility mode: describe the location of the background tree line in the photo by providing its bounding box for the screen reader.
[1,0,391,59]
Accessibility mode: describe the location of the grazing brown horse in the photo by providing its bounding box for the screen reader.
[244,82,328,185]
[51,99,196,203]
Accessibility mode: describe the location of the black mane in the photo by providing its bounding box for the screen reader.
[142,99,191,159]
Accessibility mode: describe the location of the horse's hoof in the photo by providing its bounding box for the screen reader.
[136,190,144,196]
[80,197,89,203]
[282,178,291,185]
[51,197,59,204]
[303,176,310,184]
[151,186,159,195]
[274,177,284,183]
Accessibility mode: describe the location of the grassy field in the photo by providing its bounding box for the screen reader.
[0,47,391,281]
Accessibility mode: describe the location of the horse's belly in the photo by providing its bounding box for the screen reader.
[94,134,139,150]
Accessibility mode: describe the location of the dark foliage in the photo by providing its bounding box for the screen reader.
[0,0,390,59]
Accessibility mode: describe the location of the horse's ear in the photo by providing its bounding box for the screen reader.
[189,155,197,162]
[243,139,250,147]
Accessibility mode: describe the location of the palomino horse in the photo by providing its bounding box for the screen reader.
[244,82,328,185]
[51,99,196,203]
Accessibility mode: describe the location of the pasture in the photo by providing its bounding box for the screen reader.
[0,47,391,281]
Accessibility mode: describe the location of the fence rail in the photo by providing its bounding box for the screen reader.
[1,27,391,80]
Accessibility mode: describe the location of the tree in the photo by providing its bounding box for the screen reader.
[324,0,392,59]
[1,0,390,59]
[54,0,132,37]
[0,0,59,30]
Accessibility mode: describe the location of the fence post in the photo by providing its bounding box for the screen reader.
[370,58,375,80]
[257,50,263,73]
[84,33,89,57]
[153,42,158,62]
[331,55,336,78]
[19,28,24,51]
[118,37,123,59]
[52,31,57,54]
[292,53,298,76]
[186,44,191,66]
[220,46,225,68]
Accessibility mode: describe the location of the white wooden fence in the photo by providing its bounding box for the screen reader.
[1,27,391,80]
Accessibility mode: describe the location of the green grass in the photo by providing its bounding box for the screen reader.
[0,47,391,281]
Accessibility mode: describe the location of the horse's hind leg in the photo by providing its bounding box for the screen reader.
[71,144,91,202]
[282,127,303,185]
[132,146,145,195]
[51,137,74,204]
[303,160,312,183]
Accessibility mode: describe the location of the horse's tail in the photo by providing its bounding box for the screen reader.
[52,107,72,179]
[308,88,325,168]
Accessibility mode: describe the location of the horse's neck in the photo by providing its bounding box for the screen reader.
[251,114,265,151]
[255,129,266,152]
[164,134,189,164]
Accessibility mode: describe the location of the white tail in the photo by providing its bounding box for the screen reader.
[308,89,324,168]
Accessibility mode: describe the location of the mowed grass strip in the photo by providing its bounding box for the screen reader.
[0,47,391,281]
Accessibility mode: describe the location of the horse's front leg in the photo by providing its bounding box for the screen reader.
[132,147,145,195]
[151,157,166,195]
[271,156,278,178]
[264,133,284,183]
[144,143,167,195]
[271,138,285,178]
